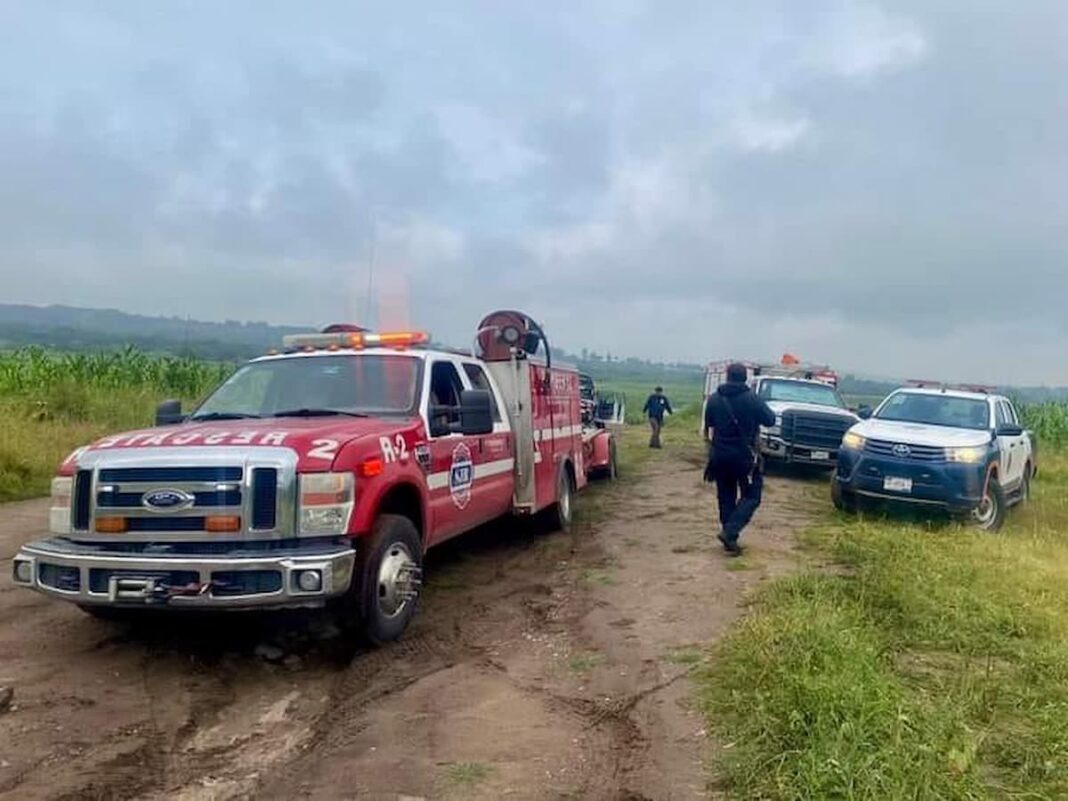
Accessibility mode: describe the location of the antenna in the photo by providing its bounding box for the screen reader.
[363,207,377,328]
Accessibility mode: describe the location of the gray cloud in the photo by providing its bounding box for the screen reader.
[1,2,1067,383]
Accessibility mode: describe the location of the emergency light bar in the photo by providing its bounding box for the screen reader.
[906,380,995,394]
[281,330,430,351]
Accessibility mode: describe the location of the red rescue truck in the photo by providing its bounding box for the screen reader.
[13,310,615,643]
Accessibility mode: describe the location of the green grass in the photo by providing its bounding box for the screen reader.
[568,651,605,674]
[443,761,496,788]
[696,452,1068,799]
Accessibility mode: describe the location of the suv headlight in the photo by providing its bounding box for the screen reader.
[946,446,986,464]
[767,415,783,436]
[49,476,73,534]
[842,432,866,451]
[299,472,355,535]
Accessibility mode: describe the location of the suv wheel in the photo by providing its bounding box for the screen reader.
[972,479,1006,532]
[830,476,856,513]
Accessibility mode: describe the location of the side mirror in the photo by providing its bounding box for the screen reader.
[458,390,494,436]
[997,424,1024,437]
[155,399,185,426]
[856,405,873,420]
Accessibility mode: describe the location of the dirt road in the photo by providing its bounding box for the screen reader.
[0,449,817,801]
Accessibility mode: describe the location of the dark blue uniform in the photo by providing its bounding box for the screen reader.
[643,392,673,448]
[704,382,775,552]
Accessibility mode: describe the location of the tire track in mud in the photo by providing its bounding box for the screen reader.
[0,449,818,800]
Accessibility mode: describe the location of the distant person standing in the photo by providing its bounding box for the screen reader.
[642,386,673,448]
[703,363,775,556]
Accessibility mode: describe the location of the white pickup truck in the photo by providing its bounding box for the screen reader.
[751,375,862,467]
[833,386,1034,531]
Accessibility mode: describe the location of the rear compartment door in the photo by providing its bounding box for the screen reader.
[462,362,515,520]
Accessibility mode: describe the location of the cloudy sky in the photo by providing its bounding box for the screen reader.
[2,2,1066,383]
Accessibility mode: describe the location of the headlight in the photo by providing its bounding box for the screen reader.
[299,472,355,535]
[946,446,986,464]
[766,415,783,436]
[49,476,73,534]
[842,432,866,451]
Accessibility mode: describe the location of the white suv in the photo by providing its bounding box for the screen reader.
[832,387,1033,531]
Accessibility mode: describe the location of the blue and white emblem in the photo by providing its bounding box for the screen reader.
[142,488,195,512]
[449,443,474,509]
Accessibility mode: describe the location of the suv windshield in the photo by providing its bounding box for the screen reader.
[193,355,421,419]
[875,392,990,430]
[758,379,845,408]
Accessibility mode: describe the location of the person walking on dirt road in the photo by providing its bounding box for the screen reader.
[703,363,775,556]
[643,386,673,448]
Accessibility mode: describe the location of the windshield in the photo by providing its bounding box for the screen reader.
[758,379,845,408]
[193,355,421,419]
[875,392,990,430]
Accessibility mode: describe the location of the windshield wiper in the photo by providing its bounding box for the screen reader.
[271,408,369,418]
[189,412,263,422]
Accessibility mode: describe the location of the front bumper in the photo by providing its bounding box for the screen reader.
[761,435,839,466]
[835,449,987,511]
[12,537,356,610]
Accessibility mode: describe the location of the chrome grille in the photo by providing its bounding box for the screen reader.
[864,439,947,462]
[69,447,297,542]
[780,411,853,450]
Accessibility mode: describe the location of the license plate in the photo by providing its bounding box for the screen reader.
[884,476,913,493]
[810,451,830,461]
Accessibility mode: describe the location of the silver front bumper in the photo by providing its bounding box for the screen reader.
[12,538,356,610]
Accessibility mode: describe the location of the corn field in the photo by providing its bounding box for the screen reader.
[0,347,232,399]
[1020,402,1068,448]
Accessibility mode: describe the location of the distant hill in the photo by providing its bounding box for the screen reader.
[0,303,309,361]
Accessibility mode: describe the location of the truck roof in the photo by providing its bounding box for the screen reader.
[892,386,1005,403]
[251,347,579,373]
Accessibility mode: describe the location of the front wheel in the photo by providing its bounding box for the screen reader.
[343,514,423,645]
[972,478,1006,532]
[830,477,856,513]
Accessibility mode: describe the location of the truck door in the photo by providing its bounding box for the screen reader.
[996,400,1026,489]
[423,360,506,544]
[462,362,515,520]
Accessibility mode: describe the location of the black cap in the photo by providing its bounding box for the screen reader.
[654,386,663,392]
[726,363,748,383]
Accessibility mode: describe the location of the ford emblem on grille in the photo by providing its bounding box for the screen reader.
[892,443,912,457]
[142,488,195,512]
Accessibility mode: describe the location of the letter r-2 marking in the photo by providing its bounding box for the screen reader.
[380,434,409,463]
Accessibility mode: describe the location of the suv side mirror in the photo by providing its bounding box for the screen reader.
[155,399,185,426]
[856,405,873,420]
[458,390,494,436]
[997,424,1024,437]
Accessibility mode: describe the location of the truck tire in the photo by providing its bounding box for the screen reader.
[347,514,423,645]
[1019,466,1032,504]
[594,439,619,481]
[830,477,856,513]
[544,465,574,533]
[972,478,1006,532]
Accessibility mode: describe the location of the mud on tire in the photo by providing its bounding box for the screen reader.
[543,465,574,533]
[339,514,424,645]
[972,477,1006,532]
